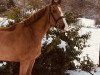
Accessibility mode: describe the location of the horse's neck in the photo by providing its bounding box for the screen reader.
[30,7,50,41]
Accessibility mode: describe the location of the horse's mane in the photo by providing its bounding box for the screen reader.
[23,6,47,25]
[0,6,48,31]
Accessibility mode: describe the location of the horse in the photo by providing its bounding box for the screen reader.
[0,0,68,75]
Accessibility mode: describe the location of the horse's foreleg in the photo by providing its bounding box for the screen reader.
[19,60,35,75]
[27,60,35,75]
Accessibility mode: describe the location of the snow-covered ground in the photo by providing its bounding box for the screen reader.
[65,67,100,75]
[79,27,100,64]
[78,18,100,64]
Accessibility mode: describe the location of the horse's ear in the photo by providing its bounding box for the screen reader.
[57,0,61,4]
[52,0,55,4]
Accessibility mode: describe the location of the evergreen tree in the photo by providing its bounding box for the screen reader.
[5,6,21,22]
[80,55,94,72]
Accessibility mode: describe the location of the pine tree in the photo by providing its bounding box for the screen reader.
[5,6,21,22]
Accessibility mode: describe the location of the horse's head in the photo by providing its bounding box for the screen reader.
[49,0,69,31]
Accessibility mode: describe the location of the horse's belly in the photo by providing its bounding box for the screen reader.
[0,49,20,62]
[0,44,20,62]
[0,32,42,61]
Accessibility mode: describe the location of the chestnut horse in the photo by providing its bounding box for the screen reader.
[0,0,68,75]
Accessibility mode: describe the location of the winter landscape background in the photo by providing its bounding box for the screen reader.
[66,18,100,75]
[78,18,99,65]
[0,0,100,74]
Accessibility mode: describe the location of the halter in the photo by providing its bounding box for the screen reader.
[49,5,65,26]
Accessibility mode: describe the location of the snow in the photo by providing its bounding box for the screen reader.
[0,17,15,26]
[77,18,95,27]
[57,40,67,51]
[0,62,6,67]
[42,35,67,51]
[79,28,100,64]
[65,68,100,75]
[0,64,3,67]
[78,18,100,64]
[42,35,53,45]
[25,10,36,15]
[66,70,91,75]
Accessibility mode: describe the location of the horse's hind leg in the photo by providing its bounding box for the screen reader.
[19,60,35,75]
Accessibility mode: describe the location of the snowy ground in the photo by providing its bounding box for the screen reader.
[79,27,100,64]
[65,67,100,75]
[78,18,100,64]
